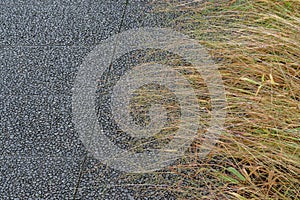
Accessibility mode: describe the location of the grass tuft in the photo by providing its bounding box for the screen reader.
[135,0,300,199]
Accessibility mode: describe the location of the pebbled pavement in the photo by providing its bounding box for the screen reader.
[0,0,174,199]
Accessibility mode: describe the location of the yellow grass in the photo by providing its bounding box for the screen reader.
[128,0,300,199]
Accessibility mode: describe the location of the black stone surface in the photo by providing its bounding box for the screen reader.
[0,0,177,199]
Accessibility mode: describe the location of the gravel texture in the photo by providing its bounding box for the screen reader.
[0,0,177,199]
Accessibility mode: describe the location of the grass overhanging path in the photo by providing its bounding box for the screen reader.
[134,1,300,199]
[97,1,299,199]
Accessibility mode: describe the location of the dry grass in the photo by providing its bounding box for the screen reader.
[129,0,300,199]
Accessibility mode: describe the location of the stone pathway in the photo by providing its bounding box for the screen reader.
[0,1,170,199]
